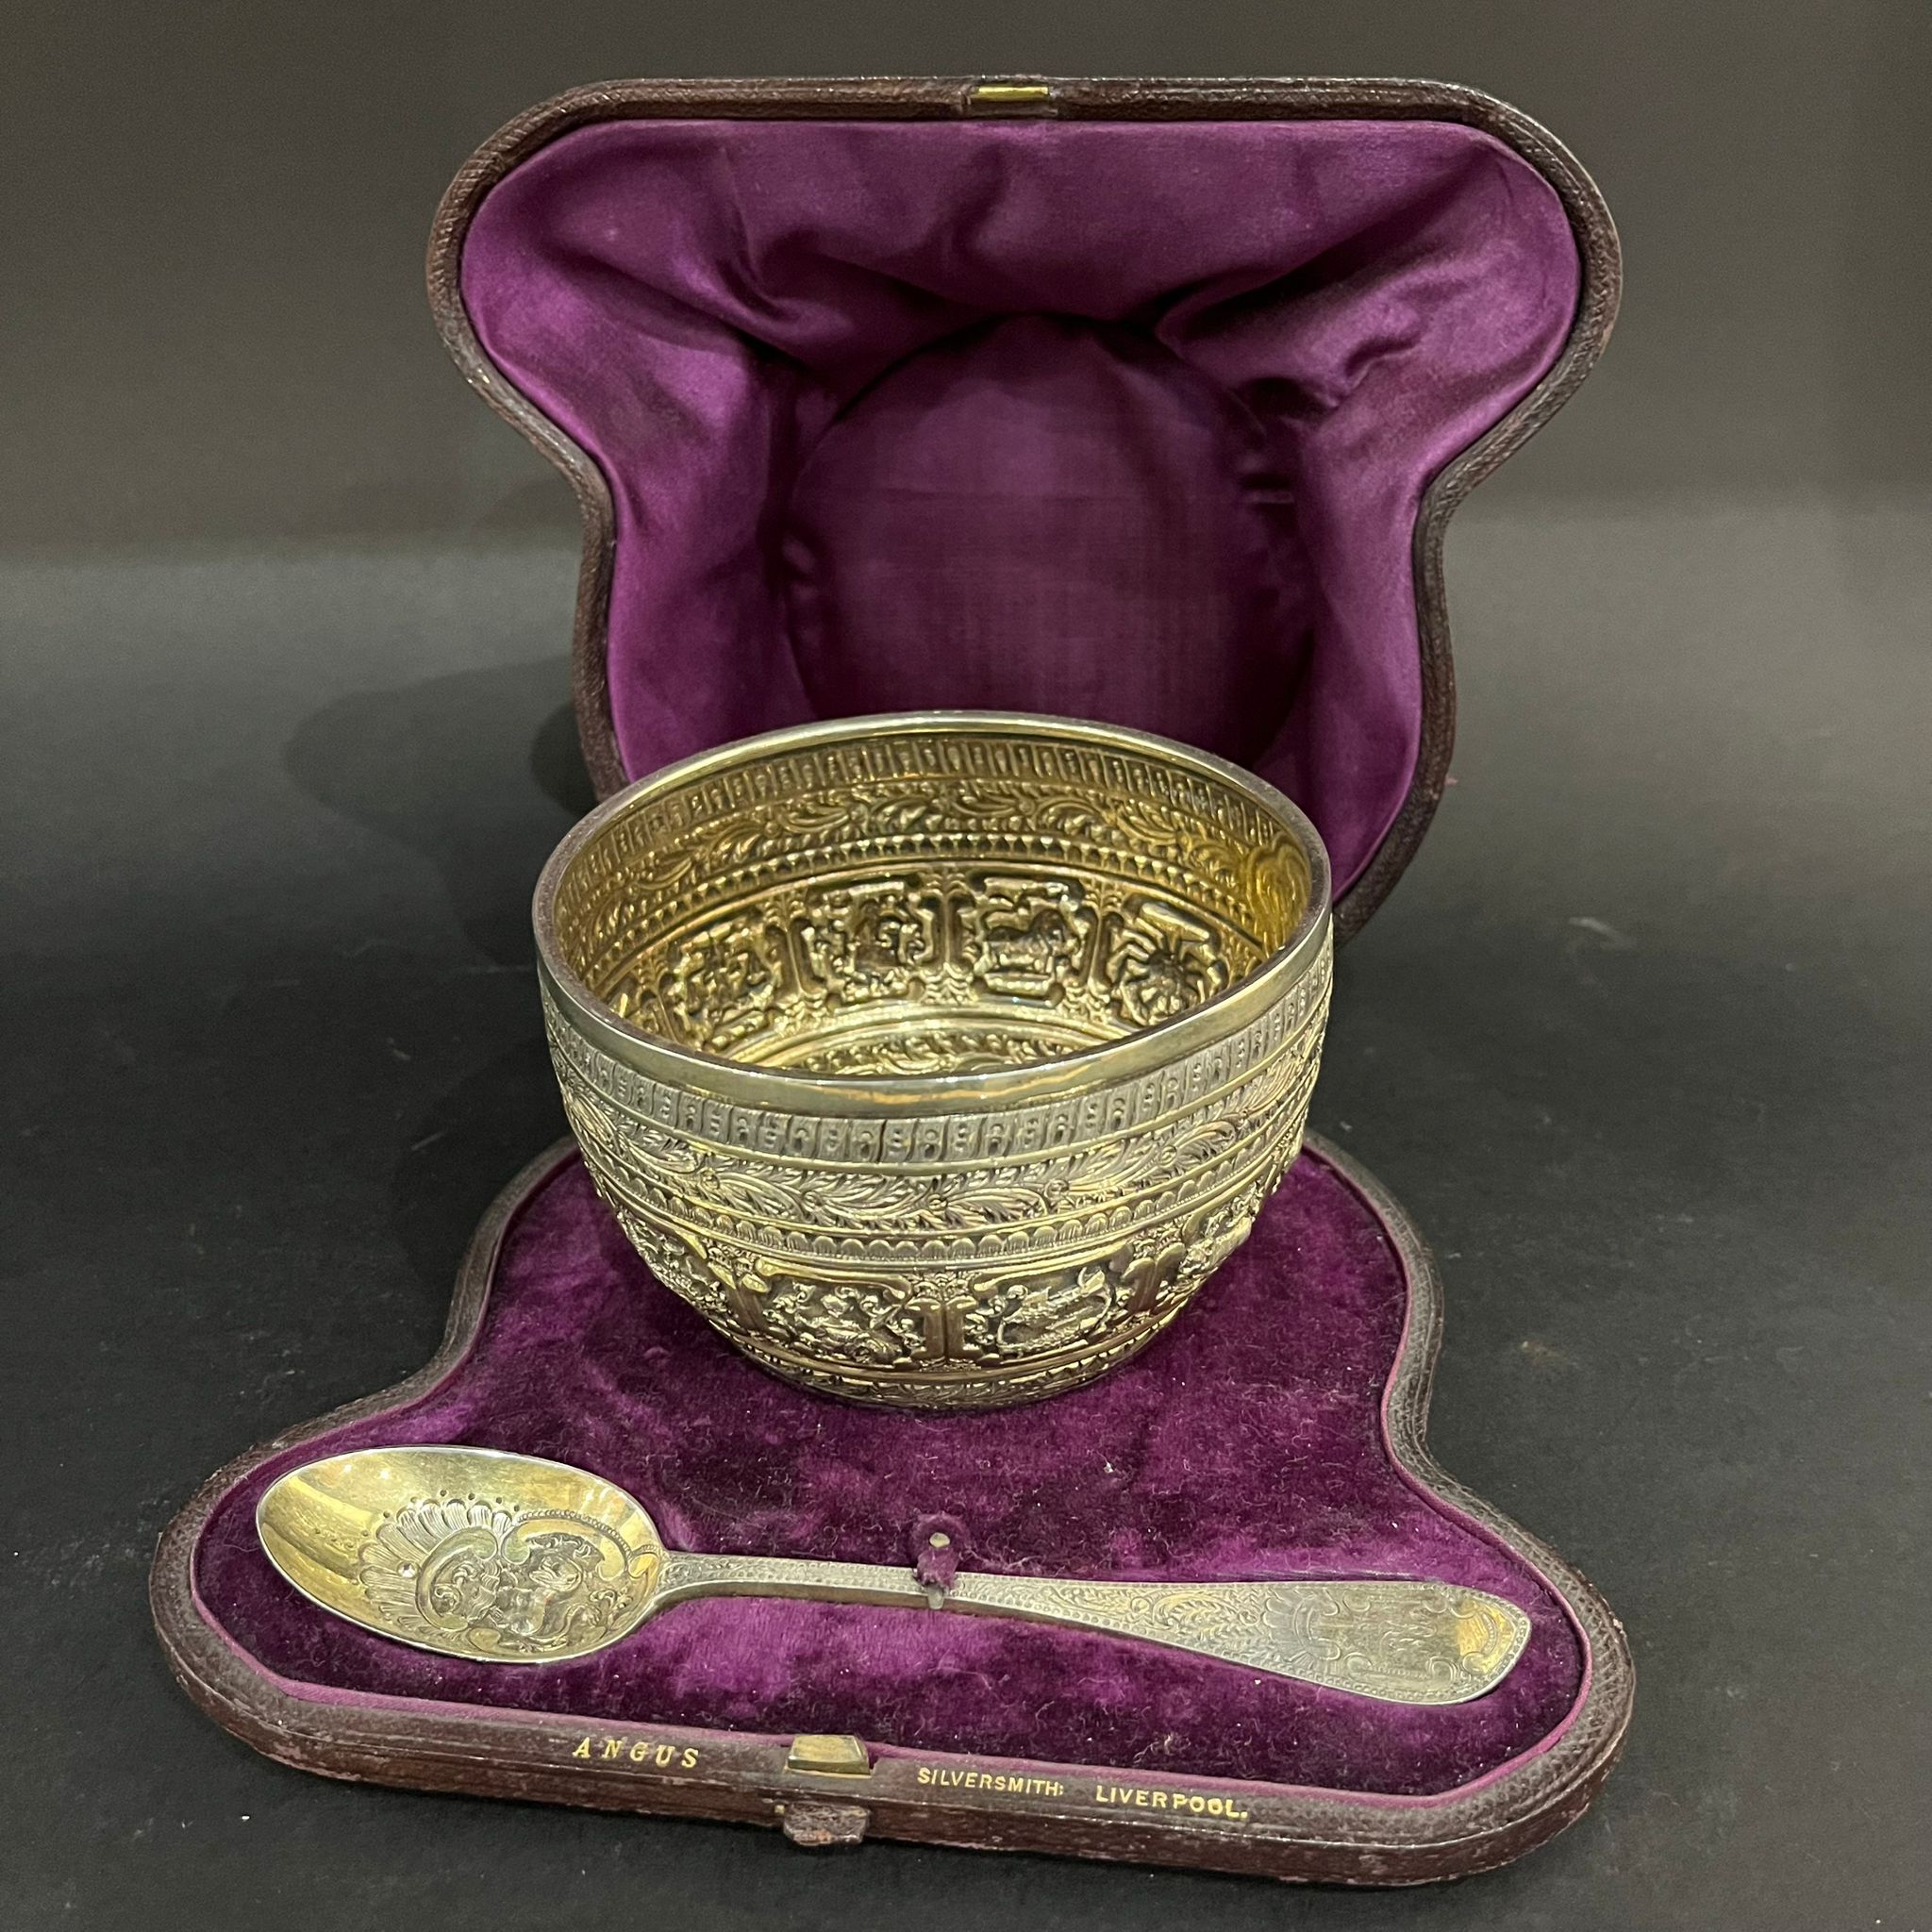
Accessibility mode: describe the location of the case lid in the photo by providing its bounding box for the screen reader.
[429,78,1618,939]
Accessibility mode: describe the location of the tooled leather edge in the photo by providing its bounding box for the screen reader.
[422,75,1622,944]
[149,1133,1634,1884]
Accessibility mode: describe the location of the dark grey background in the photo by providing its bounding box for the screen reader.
[4,5,1927,1927]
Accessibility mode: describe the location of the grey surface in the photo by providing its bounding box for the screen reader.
[3,6,1928,1928]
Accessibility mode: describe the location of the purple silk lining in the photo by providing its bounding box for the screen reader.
[192,1150,1587,1798]
[457,118,1581,891]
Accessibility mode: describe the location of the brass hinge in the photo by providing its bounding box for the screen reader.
[964,79,1058,118]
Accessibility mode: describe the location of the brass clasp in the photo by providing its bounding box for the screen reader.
[786,1733,874,1777]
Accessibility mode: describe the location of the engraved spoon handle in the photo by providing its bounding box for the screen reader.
[657,1555,1529,1705]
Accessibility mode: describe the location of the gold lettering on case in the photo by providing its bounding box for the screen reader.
[570,1734,700,1770]
[1092,1783,1251,1821]
[915,1764,1068,1797]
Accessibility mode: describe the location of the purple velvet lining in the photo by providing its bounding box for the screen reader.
[457,119,1580,891]
[192,1150,1586,1798]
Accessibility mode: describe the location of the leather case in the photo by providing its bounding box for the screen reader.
[152,75,1631,1886]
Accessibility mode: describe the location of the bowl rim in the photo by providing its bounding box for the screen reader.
[533,709,1332,1115]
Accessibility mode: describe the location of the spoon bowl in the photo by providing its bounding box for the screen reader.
[258,1446,665,1662]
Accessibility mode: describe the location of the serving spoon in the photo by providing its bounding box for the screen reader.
[258,1445,1529,1706]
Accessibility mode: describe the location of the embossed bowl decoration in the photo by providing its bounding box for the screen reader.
[534,712,1332,1408]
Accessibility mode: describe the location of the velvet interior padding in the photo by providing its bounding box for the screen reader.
[457,119,1581,891]
[192,1149,1588,1798]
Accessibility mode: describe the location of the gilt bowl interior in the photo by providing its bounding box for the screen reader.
[537,713,1329,1087]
